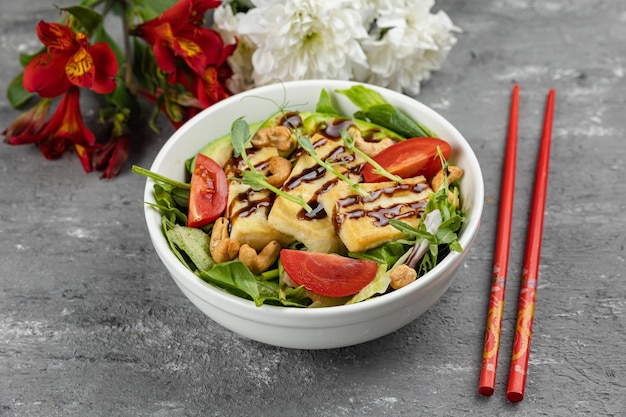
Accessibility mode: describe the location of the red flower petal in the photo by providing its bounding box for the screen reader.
[36,21,75,52]
[23,51,73,97]
[74,143,96,173]
[38,135,71,160]
[3,99,51,144]
[95,136,130,179]
[159,0,194,31]
[65,46,96,89]
[90,42,118,94]
[154,46,177,75]
[181,26,224,66]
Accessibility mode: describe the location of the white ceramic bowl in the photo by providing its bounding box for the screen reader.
[143,79,484,349]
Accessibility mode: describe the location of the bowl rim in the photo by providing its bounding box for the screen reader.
[144,79,484,323]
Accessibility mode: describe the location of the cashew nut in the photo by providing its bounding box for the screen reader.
[266,156,292,187]
[210,217,240,264]
[251,126,292,152]
[349,126,394,158]
[238,241,281,275]
[389,264,418,290]
[430,166,463,207]
[430,166,463,192]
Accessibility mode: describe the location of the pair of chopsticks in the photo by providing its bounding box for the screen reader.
[478,84,556,402]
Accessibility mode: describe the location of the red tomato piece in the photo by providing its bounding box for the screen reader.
[281,249,378,297]
[362,137,452,183]
[188,153,228,228]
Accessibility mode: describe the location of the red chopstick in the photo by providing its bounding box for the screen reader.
[506,89,556,402]
[478,84,520,396]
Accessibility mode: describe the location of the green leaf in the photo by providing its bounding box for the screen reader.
[162,217,194,271]
[108,80,140,116]
[388,219,419,236]
[62,6,103,34]
[166,225,214,271]
[436,227,458,245]
[6,74,33,109]
[132,0,177,22]
[336,85,387,109]
[230,117,250,157]
[366,104,432,138]
[131,38,154,88]
[347,264,390,305]
[315,89,338,115]
[19,48,44,67]
[132,165,191,190]
[200,261,263,306]
[78,0,103,7]
[350,240,409,266]
[152,184,188,224]
[337,85,437,138]
[256,279,311,307]
[170,187,190,208]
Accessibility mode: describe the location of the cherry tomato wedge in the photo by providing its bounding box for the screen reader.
[362,137,452,183]
[281,249,378,297]
[188,153,228,228]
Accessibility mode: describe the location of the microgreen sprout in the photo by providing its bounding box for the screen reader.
[131,165,191,190]
[340,130,403,183]
[388,149,464,274]
[296,132,370,198]
[230,117,313,212]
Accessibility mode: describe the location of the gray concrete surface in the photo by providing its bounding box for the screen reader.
[1,0,625,416]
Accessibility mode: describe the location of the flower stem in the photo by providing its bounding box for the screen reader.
[119,0,136,94]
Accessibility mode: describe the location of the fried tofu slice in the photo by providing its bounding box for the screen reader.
[319,176,433,253]
[267,133,364,253]
[225,147,294,251]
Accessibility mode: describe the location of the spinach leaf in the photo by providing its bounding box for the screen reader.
[337,85,437,138]
[200,261,262,305]
[200,261,312,307]
[151,183,188,224]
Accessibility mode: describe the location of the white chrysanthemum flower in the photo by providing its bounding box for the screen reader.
[361,0,459,96]
[236,0,369,86]
[213,2,257,93]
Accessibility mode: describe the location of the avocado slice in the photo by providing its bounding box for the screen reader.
[187,122,263,173]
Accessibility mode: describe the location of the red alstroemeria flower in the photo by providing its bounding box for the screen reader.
[159,0,221,25]
[180,66,231,109]
[133,0,225,84]
[3,99,51,144]
[140,88,202,129]
[175,40,235,108]
[23,21,118,98]
[16,87,97,173]
[95,135,130,179]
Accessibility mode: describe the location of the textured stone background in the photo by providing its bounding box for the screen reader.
[1,1,625,416]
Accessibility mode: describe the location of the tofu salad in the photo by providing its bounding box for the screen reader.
[136,85,466,307]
